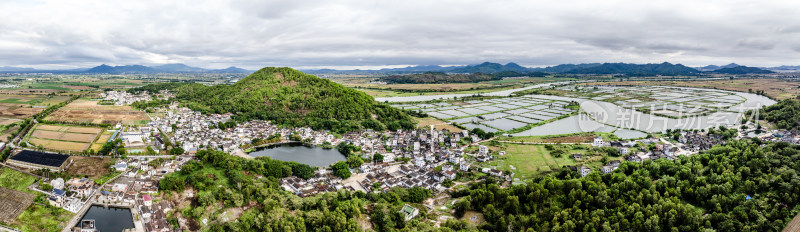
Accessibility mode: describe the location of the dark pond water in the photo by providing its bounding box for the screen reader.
[248,142,346,167]
[76,205,135,232]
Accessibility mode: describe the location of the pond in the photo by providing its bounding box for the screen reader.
[77,205,135,232]
[248,143,346,167]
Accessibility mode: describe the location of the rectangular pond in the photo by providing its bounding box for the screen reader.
[77,205,135,232]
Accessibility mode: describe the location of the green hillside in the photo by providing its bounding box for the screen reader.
[169,67,414,132]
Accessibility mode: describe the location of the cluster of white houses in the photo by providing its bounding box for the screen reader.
[101,90,153,105]
[148,107,337,154]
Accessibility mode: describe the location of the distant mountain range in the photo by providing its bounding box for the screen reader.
[696,63,741,71]
[303,61,780,76]
[0,63,252,74]
[1,61,786,75]
[712,66,775,74]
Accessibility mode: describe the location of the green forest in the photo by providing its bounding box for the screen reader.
[132,67,416,133]
[451,139,800,231]
[762,99,800,130]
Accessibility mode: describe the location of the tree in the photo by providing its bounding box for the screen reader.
[373,153,384,163]
[170,147,185,155]
[347,155,363,168]
[197,191,216,206]
[159,174,185,191]
[403,187,431,203]
[454,199,471,218]
[331,161,351,179]
[290,163,314,179]
[442,179,454,188]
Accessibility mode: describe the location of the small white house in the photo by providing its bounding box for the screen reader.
[593,137,604,147]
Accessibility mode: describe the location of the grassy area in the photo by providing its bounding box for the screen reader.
[480,143,578,179]
[0,167,37,193]
[22,82,72,91]
[501,132,621,144]
[11,204,74,232]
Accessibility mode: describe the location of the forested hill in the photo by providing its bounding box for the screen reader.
[161,67,414,132]
[762,99,800,130]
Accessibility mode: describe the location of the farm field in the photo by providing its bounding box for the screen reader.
[26,124,104,152]
[580,78,800,100]
[414,117,462,132]
[28,138,88,152]
[0,117,21,126]
[480,143,578,179]
[44,99,149,125]
[0,124,20,142]
[394,95,576,132]
[0,103,44,119]
[66,156,112,179]
[21,79,145,91]
[0,94,71,107]
[90,130,115,152]
[0,187,35,224]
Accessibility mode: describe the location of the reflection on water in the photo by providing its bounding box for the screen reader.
[77,206,134,232]
[248,143,346,167]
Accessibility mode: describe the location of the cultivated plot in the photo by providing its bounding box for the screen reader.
[45,99,149,125]
[394,96,577,132]
[25,124,104,152]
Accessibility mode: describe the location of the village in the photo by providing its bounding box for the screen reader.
[2,88,799,232]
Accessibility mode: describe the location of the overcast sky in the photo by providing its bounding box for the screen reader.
[2,0,800,70]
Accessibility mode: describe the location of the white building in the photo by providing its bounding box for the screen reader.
[478,145,489,155]
[593,137,604,147]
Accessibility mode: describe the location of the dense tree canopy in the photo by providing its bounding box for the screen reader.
[762,99,800,130]
[451,139,800,232]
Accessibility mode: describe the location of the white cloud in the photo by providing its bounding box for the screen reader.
[1,0,799,69]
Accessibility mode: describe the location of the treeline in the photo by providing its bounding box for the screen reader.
[761,99,800,130]
[165,67,415,133]
[450,139,800,231]
[379,72,501,84]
